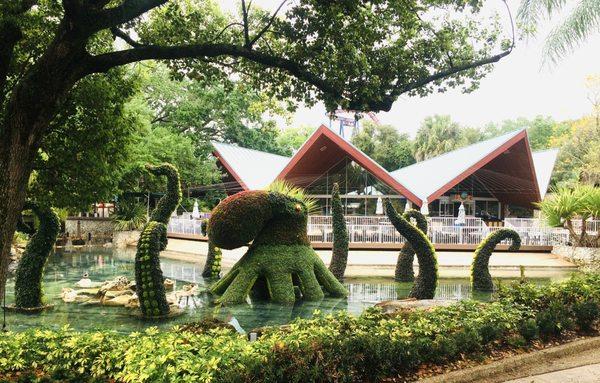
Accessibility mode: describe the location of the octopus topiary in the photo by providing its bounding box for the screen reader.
[328,183,349,282]
[135,163,182,318]
[395,210,428,282]
[209,190,348,305]
[201,219,222,278]
[385,200,438,299]
[14,201,60,310]
[471,228,521,291]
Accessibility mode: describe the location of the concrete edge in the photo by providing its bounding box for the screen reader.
[419,336,600,383]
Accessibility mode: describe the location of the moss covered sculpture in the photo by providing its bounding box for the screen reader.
[135,163,182,317]
[201,219,222,278]
[328,183,349,282]
[395,210,428,282]
[14,201,60,310]
[471,228,521,291]
[386,200,438,299]
[209,190,348,305]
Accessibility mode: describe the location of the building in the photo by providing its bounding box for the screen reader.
[211,125,559,221]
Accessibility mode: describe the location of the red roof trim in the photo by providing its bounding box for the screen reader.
[276,125,423,206]
[426,130,540,202]
[212,149,249,191]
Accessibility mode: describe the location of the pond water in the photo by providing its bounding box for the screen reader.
[3,248,576,334]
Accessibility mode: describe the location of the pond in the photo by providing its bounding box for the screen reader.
[3,248,576,334]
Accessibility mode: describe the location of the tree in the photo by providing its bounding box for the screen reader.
[352,121,415,170]
[481,116,566,150]
[518,0,600,63]
[276,125,315,155]
[413,115,465,161]
[0,0,512,298]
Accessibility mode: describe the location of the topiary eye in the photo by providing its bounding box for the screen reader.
[295,204,302,212]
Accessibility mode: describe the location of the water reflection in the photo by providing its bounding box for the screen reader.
[3,248,571,334]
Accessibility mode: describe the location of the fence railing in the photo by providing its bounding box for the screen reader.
[168,215,572,247]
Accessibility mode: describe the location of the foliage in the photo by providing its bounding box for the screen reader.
[471,229,521,291]
[329,183,349,282]
[413,115,466,161]
[14,201,60,309]
[266,180,317,214]
[352,121,415,170]
[112,199,147,231]
[202,239,222,279]
[3,274,600,382]
[135,164,182,318]
[518,0,600,63]
[386,200,438,299]
[209,191,346,304]
[537,185,600,247]
[395,210,428,282]
[276,125,316,155]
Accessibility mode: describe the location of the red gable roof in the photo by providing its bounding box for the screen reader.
[276,125,422,205]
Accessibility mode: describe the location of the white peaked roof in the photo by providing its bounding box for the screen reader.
[211,141,290,190]
[532,149,559,199]
[390,130,524,202]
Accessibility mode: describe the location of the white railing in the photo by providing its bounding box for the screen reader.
[168,215,571,247]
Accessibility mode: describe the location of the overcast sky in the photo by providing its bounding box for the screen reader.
[222,1,599,136]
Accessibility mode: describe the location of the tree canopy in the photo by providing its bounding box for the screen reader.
[352,121,415,171]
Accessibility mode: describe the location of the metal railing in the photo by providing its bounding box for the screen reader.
[168,215,572,246]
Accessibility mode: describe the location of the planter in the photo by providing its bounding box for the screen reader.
[113,230,141,248]
[553,245,600,271]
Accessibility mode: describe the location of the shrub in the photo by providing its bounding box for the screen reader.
[471,228,521,291]
[385,200,438,299]
[395,209,428,282]
[14,201,61,309]
[329,183,349,282]
[112,198,147,231]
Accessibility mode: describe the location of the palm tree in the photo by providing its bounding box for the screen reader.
[518,0,600,63]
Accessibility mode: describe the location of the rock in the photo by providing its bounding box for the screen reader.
[375,299,455,314]
[75,278,93,288]
[61,288,91,303]
[125,294,139,308]
[104,289,133,299]
[76,288,100,296]
[103,294,134,307]
[99,276,130,293]
[103,242,113,248]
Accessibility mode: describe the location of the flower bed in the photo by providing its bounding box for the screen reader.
[1,274,599,383]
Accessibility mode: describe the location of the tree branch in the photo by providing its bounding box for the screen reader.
[92,0,167,32]
[241,0,251,47]
[248,0,287,47]
[111,27,145,48]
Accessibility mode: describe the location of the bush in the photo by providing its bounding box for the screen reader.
[2,274,600,382]
[112,198,147,231]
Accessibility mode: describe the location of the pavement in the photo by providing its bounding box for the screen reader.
[164,238,577,278]
[504,364,600,383]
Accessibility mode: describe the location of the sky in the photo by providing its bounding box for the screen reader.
[222,1,600,136]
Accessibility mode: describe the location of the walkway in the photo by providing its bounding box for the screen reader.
[505,363,600,383]
[164,239,577,278]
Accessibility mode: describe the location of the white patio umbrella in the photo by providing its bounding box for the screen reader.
[420,198,429,216]
[404,200,412,212]
[375,197,384,215]
[191,199,200,219]
[455,202,466,226]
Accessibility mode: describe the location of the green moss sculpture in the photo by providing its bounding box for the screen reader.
[471,228,521,291]
[328,183,349,282]
[395,210,428,282]
[14,201,60,310]
[209,191,347,305]
[135,163,182,317]
[201,219,222,278]
[385,200,438,299]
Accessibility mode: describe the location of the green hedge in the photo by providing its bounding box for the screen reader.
[386,200,438,299]
[209,191,346,304]
[2,274,599,383]
[395,209,428,282]
[471,228,521,291]
[14,201,61,309]
[328,183,349,282]
[135,163,182,318]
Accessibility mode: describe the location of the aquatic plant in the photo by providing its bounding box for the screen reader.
[14,201,60,310]
[135,163,181,317]
[328,183,349,282]
[471,228,521,291]
[385,200,438,299]
[209,190,347,304]
[395,209,428,282]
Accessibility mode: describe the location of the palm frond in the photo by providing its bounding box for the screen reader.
[517,0,570,29]
[542,0,600,63]
[267,180,317,214]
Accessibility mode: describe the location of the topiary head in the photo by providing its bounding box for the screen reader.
[208,190,308,249]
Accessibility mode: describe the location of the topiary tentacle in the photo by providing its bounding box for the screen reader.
[328,183,349,282]
[297,269,325,300]
[146,163,182,224]
[266,273,295,304]
[135,163,182,317]
[471,228,521,291]
[14,201,60,309]
[395,210,428,282]
[385,200,438,299]
[314,260,348,298]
